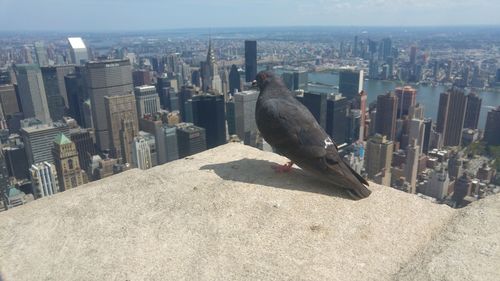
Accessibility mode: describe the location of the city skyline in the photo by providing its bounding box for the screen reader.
[1,0,500,32]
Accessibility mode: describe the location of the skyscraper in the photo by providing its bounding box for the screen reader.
[326,95,348,145]
[382,38,392,61]
[13,64,51,124]
[365,134,393,185]
[69,127,95,172]
[282,71,308,91]
[132,135,152,170]
[178,85,197,121]
[422,119,432,154]
[409,46,417,65]
[395,86,417,118]
[3,145,30,181]
[175,123,207,158]
[338,70,364,101]
[162,125,179,162]
[52,133,87,191]
[234,90,259,145]
[375,92,397,141]
[20,122,70,165]
[134,85,161,118]
[104,94,139,163]
[436,88,468,147]
[405,139,420,194]
[41,66,75,121]
[139,115,167,165]
[29,162,59,198]
[132,69,151,87]
[188,94,226,149]
[34,42,49,67]
[484,106,500,146]
[86,59,133,151]
[464,93,482,129]
[68,37,89,65]
[0,84,20,117]
[201,39,221,93]
[245,40,257,82]
[301,92,327,129]
[228,64,241,94]
[65,67,88,127]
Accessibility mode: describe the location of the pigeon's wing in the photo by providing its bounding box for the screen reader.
[257,96,332,159]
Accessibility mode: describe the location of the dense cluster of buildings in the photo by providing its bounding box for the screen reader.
[0,29,498,211]
[0,37,263,211]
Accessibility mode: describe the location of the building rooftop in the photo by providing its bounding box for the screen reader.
[53,132,72,145]
[0,143,498,281]
[67,37,86,50]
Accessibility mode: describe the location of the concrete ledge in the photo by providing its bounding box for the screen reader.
[0,143,497,281]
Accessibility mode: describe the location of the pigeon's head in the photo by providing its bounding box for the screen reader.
[253,71,274,90]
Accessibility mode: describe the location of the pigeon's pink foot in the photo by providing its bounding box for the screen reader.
[272,161,294,173]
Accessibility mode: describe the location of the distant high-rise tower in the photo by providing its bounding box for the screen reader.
[41,66,75,121]
[282,71,308,91]
[132,135,152,170]
[382,38,392,61]
[358,90,367,142]
[65,67,88,127]
[134,85,161,118]
[301,92,328,130]
[132,69,151,87]
[29,162,59,198]
[52,133,87,191]
[162,125,179,162]
[68,37,89,65]
[234,90,259,145]
[188,94,226,149]
[484,106,500,146]
[104,94,139,163]
[405,139,420,194]
[175,123,207,158]
[464,93,482,129]
[436,88,467,147]
[395,86,417,118]
[13,64,52,124]
[34,42,49,67]
[375,92,397,141]
[326,95,348,145]
[365,134,393,186]
[0,84,20,117]
[69,127,95,172]
[86,59,133,152]
[339,69,363,101]
[245,40,257,82]
[178,85,197,121]
[409,46,417,65]
[201,39,221,93]
[20,123,70,165]
[228,64,241,94]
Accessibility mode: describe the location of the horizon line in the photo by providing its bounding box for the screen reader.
[1,24,500,34]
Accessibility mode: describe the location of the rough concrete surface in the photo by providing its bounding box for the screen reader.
[0,143,496,281]
[395,190,500,281]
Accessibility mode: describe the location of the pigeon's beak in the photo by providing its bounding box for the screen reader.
[251,80,257,87]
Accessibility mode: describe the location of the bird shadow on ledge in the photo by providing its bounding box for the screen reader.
[200,158,351,200]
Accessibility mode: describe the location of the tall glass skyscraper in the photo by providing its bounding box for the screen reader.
[244,40,257,82]
[86,59,133,152]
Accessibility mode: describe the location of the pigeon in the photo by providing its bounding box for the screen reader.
[254,71,371,200]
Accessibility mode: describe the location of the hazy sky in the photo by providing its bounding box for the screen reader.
[1,0,499,31]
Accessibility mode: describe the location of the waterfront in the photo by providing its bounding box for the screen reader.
[308,72,500,129]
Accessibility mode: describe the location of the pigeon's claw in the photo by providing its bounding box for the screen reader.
[272,161,294,173]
